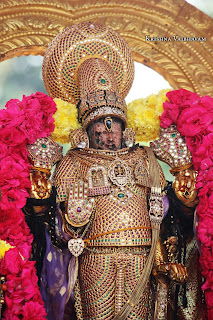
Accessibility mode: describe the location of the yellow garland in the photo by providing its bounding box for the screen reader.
[51,89,170,144]
[0,240,14,259]
[127,89,170,143]
[51,98,81,144]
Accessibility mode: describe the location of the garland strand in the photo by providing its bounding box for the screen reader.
[0,92,56,319]
[160,88,213,319]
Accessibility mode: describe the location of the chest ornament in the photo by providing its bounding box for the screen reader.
[108,158,133,188]
[87,164,111,196]
[134,158,151,188]
[68,238,85,257]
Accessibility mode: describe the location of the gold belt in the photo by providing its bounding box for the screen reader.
[84,225,152,246]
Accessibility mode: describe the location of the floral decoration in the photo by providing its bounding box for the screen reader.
[0,240,14,259]
[50,90,170,144]
[127,89,170,142]
[0,92,56,319]
[160,88,213,318]
[51,98,81,144]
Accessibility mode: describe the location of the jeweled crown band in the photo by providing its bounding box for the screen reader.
[78,90,127,129]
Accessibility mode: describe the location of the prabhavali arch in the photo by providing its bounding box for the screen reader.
[0,0,213,96]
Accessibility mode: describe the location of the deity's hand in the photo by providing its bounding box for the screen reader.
[154,262,188,285]
[168,262,188,284]
[172,166,198,208]
[29,169,52,200]
[65,181,95,227]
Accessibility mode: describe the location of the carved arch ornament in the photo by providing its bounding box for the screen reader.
[0,0,213,96]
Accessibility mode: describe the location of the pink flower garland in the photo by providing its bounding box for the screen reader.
[160,88,213,319]
[0,92,57,319]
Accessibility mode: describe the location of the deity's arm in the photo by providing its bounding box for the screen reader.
[150,124,198,208]
[153,238,188,285]
[24,135,63,207]
[145,138,189,284]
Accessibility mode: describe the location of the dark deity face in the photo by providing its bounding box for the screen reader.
[87,117,123,151]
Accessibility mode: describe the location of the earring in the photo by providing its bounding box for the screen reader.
[123,128,136,148]
[69,128,89,149]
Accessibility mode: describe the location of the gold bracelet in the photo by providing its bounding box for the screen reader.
[31,166,51,175]
[170,162,193,174]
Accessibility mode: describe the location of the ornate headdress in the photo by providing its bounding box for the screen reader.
[42,21,134,129]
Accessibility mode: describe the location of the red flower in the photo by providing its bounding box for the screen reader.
[160,101,180,128]
[197,216,213,247]
[204,289,213,308]
[4,248,24,275]
[22,301,46,319]
[177,106,212,137]
[166,88,199,106]
[185,134,203,154]
[200,247,212,272]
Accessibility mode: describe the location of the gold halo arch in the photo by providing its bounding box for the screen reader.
[0,0,213,96]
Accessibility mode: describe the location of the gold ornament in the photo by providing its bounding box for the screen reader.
[65,181,95,227]
[108,158,133,188]
[172,166,198,207]
[150,125,192,168]
[27,136,63,170]
[134,158,151,188]
[69,128,89,149]
[122,128,136,148]
[87,164,111,196]
[68,238,85,257]
[42,21,134,129]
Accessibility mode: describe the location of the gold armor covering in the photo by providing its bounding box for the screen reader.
[41,21,175,320]
[53,146,166,319]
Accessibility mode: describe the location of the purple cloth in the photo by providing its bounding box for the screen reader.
[163,195,169,218]
[40,228,72,320]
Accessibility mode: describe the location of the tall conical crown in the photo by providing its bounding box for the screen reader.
[42,21,134,129]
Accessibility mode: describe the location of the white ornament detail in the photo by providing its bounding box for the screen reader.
[68,238,85,257]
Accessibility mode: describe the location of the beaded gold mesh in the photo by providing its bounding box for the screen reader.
[78,58,118,98]
[77,58,127,127]
[42,21,134,128]
[77,250,152,319]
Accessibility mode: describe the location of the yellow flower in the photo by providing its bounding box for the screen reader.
[127,89,170,143]
[51,90,170,145]
[51,98,81,144]
[0,240,14,259]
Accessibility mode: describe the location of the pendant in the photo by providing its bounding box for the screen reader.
[108,158,133,188]
[87,164,111,196]
[68,238,85,257]
[110,186,133,205]
[134,158,151,187]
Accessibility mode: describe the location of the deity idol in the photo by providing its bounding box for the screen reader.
[24,21,190,320]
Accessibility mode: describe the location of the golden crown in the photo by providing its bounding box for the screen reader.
[42,21,134,129]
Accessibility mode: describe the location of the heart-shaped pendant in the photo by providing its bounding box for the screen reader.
[68,238,85,257]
